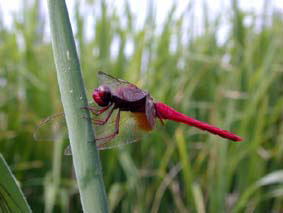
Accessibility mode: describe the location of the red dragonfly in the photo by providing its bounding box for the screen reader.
[85,72,242,142]
[35,72,242,151]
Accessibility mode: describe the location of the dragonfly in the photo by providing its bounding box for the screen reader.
[34,71,242,153]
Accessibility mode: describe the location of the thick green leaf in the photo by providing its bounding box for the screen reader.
[0,154,31,213]
[47,0,108,212]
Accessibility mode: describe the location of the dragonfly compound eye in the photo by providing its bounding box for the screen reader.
[92,86,112,107]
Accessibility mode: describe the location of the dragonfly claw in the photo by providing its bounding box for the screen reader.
[81,106,110,116]
[81,106,99,114]
[94,119,107,125]
[81,115,107,125]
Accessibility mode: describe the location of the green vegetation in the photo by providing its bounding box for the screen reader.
[47,0,108,212]
[0,154,31,212]
[1,0,283,212]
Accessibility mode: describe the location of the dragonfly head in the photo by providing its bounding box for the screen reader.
[92,85,112,107]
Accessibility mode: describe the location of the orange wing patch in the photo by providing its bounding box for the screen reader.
[132,112,153,131]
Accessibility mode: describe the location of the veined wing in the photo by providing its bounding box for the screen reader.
[98,71,148,102]
[34,107,143,154]
[64,111,144,155]
[95,111,144,150]
[33,112,67,141]
[97,71,130,90]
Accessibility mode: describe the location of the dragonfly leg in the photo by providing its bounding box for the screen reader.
[96,109,121,146]
[82,104,112,116]
[93,106,115,125]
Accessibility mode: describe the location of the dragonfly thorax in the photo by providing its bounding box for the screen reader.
[92,85,112,107]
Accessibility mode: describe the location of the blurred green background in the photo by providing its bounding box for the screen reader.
[1,0,283,212]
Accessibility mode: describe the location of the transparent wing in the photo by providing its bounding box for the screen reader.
[95,111,144,150]
[97,71,131,91]
[98,71,148,102]
[34,107,144,154]
[33,112,67,142]
[33,102,98,141]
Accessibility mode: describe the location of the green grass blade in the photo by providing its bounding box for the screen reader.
[0,154,31,213]
[175,128,196,209]
[47,0,108,212]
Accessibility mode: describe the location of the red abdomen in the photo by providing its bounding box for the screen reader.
[154,102,242,142]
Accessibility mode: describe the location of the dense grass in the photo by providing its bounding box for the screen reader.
[1,0,283,212]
